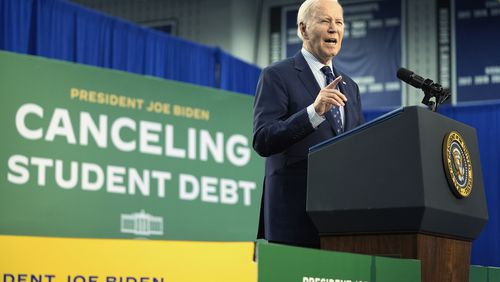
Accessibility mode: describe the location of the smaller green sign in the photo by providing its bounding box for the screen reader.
[469,265,500,282]
[257,242,421,282]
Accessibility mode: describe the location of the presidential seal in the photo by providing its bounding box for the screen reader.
[443,131,473,198]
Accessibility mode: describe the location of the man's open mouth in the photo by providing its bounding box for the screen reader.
[325,38,337,44]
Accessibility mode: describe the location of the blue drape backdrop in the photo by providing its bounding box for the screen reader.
[1,0,499,267]
[218,50,262,96]
[0,0,260,95]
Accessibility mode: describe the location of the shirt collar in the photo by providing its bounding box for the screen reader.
[301,48,332,71]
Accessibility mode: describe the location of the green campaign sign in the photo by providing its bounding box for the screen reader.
[0,51,263,241]
[469,265,500,282]
[257,242,421,282]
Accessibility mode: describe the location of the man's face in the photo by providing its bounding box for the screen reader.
[301,0,344,64]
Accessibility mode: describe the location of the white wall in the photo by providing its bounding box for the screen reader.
[406,0,438,106]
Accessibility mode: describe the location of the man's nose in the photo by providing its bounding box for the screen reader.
[328,23,338,33]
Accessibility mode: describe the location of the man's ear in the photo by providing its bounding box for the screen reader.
[299,22,308,39]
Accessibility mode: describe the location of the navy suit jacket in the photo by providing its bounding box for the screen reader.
[252,52,365,246]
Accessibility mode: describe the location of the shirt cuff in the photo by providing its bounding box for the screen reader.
[307,104,325,128]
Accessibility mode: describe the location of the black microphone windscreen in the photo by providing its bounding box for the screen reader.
[397,68,413,83]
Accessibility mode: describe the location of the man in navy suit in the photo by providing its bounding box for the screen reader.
[253,0,365,248]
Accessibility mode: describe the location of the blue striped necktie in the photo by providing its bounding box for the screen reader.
[320,66,344,134]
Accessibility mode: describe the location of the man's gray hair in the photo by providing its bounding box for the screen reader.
[296,0,339,40]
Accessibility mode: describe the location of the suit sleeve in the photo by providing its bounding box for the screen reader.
[252,66,315,157]
[354,82,365,125]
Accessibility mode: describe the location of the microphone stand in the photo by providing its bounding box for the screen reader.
[420,79,451,112]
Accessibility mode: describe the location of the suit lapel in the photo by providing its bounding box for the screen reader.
[294,52,321,101]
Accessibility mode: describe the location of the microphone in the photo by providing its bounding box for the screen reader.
[397,68,426,89]
[396,67,450,112]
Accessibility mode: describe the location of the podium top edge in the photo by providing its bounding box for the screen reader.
[309,106,405,153]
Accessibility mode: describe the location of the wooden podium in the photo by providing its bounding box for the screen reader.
[306,106,488,282]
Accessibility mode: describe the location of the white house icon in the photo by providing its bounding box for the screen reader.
[120,210,164,236]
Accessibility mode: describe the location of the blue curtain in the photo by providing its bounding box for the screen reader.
[441,103,500,267]
[218,49,261,96]
[0,0,261,93]
[365,103,500,267]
